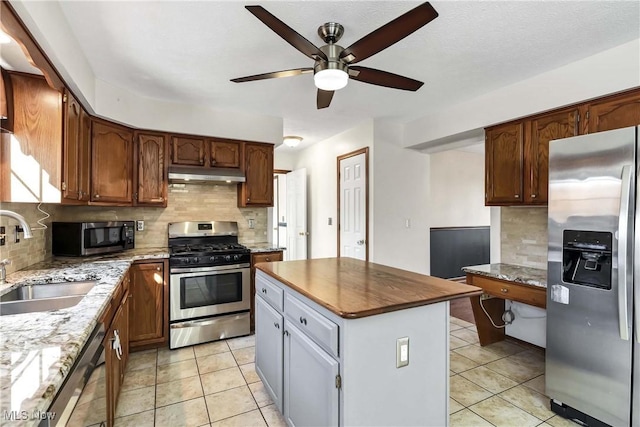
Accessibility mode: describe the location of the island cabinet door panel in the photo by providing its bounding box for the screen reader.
[284,321,339,427]
[485,122,524,205]
[525,108,578,204]
[136,132,167,206]
[255,296,284,411]
[91,121,133,204]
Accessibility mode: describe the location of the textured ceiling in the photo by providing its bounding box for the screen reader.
[55,1,639,149]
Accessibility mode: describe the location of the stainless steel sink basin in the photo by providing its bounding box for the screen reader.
[0,281,96,316]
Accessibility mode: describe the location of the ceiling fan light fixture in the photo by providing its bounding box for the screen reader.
[283,136,303,147]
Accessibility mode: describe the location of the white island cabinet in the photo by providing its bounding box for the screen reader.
[254,258,482,427]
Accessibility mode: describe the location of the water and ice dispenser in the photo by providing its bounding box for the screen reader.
[562,230,612,290]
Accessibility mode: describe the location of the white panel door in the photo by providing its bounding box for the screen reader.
[255,296,284,411]
[339,153,366,260]
[286,168,307,260]
[284,321,339,427]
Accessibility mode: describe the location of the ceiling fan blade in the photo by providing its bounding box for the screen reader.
[231,68,313,83]
[339,2,438,64]
[349,66,424,91]
[245,6,327,61]
[317,89,334,109]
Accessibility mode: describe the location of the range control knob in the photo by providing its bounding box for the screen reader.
[209,256,216,262]
[224,255,231,262]
[233,255,240,261]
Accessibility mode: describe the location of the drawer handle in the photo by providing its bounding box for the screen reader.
[299,316,307,325]
[501,288,508,293]
[261,288,267,294]
[274,322,280,329]
[265,257,271,262]
[156,267,161,271]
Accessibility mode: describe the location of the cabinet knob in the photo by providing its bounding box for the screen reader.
[531,194,536,198]
[211,158,216,165]
[501,288,508,293]
[156,267,161,271]
[265,258,271,262]
[284,330,290,336]
[95,194,100,199]
[261,288,267,293]
[247,198,250,202]
[514,195,519,198]
[200,158,204,165]
[274,322,280,329]
[299,316,307,325]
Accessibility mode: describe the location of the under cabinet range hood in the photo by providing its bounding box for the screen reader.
[168,166,246,183]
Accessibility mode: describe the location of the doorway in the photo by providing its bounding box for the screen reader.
[337,148,369,261]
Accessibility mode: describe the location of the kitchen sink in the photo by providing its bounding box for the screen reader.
[0,281,96,316]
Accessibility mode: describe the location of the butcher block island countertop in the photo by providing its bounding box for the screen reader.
[256,257,482,318]
[254,257,483,426]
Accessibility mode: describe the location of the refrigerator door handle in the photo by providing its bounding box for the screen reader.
[618,164,632,341]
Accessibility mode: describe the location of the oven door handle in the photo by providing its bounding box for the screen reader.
[170,264,250,275]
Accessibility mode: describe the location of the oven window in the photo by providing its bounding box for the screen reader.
[180,272,243,309]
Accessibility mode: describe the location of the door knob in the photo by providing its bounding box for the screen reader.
[357,240,365,245]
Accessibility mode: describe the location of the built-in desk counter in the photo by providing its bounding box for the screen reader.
[462,263,547,346]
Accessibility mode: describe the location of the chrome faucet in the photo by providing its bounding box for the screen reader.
[0,210,33,239]
[0,259,11,285]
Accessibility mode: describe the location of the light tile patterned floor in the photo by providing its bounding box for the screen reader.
[70,318,580,426]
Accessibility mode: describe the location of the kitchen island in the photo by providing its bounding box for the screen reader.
[255,257,482,427]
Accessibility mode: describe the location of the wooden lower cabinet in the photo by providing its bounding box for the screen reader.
[103,274,130,427]
[250,251,283,332]
[129,260,168,348]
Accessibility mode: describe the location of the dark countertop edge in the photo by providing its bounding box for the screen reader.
[257,265,482,319]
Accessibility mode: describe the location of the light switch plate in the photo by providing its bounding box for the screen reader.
[396,337,409,368]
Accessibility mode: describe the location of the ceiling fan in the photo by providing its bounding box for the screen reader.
[231,2,438,109]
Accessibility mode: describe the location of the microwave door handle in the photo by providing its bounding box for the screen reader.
[618,164,632,341]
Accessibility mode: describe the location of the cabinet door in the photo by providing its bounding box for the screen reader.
[210,140,241,168]
[129,262,165,345]
[525,108,578,204]
[588,90,640,133]
[105,304,124,427]
[62,91,81,202]
[485,122,524,205]
[240,143,274,207]
[78,107,91,201]
[136,133,167,206]
[251,251,284,331]
[91,121,133,204]
[255,296,284,411]
[171,136,205,166]
[284,321,339,427]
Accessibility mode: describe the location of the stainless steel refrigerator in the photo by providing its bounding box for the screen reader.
[547,125,640,426]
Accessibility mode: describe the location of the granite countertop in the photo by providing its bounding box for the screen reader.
[257,258,482,318]
[246,244,285,253]
[461,263,547,288]
[0,248,169,426]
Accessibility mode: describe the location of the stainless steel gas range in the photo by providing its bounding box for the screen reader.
[168,221,251,349]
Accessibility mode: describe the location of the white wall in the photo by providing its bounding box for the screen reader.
[429,150,490,228]
[372,121,430,275]
[405,39,640,149]
[291,120,374,259]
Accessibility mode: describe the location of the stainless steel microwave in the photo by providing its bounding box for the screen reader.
[52,221,135,256]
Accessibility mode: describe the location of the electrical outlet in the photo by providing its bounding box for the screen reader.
[480,293,494,301]
[137,220,144,231]
[396,337,409,368]
[248,219,255,229]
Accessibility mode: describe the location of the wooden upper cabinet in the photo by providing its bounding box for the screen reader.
[485,122,523,205]
[91,120,133,204]
[135,132,167,207]
[239,142,274,207]
[61,91,92,203]
[587,89,640,133]
[171,136,205,166]
[525,108,578,204]
[1,72,62,203]
[210,140,241,168]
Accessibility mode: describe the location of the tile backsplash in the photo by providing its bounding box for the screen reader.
[0,183,267,275]
[500,207,548,270]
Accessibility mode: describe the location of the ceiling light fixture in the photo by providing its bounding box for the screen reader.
[283,136,303,148]
[313,61,349,91]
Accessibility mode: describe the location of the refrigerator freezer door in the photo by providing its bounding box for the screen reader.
[547,126,636,426]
